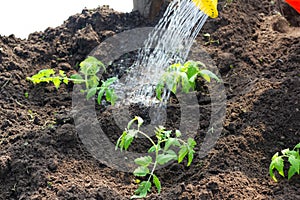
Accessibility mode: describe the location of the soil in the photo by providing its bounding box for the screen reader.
[0,1,299,199]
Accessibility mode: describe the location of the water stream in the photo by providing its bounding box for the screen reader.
[115,0,208,106]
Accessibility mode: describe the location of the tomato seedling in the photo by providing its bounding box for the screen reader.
[269,142,300,182]
[116,116,196,199]
[156,60,220,100]
[26,56,118,105]
[203,33,219,45]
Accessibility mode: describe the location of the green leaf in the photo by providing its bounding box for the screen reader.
[70,74,84,84]
[27,69,58,84]
[188,138,197,149]
[165,149,177,159]
[131,181,151,199]
[86,87,97,100]
[163,130,172,138]
[188,74,197,89]
[117,130,136,151]
[167,63,182,71]
[135,116,144,128]
[186,62,199,80]
[294,143,300,149]
[155,126,165,140]
[175,130,182,137]
[180,72,191,93]
[97,89,105,104]
[124,130,136,150]
[156,81,164,100]
[187,150,195,166]
[281,148,290,155]
[105,89,117,105]
[63,78,69,85]
[188,73,198,81]
[178,145,188,164]
[52,77,61,89]
[164,73,177,94]
[287,155,300,179]
[164,138,180,151]
[198,71,211,82]
[148,145,156,153]
[80,56,105,75]
[157,153,177,165]
[283,150,299,158]
[110,92,118,105]
[37,69,55,78]
[199,69,220,83]
[87,65,100,75]
[152,174,161,194]
[43,77,52,83]
[133,166,150,177]
[269,153,284,182]
[102,77,117,87]
[59,70,66,77]
[195,61,206,68]
[288,166,298,180]
[87,75,99,89]
[115,131,127,151]
[134,156,152,167]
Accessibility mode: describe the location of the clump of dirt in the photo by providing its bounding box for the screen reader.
[0,1,299,199]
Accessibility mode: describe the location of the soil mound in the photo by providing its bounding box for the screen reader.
[0,1,299,199]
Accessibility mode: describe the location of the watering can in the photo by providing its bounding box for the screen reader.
[192,0,218,18]
[285,0,300,13]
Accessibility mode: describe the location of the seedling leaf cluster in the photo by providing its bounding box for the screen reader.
[269,142,300,182]
[27,56,118,105]
[115,116,196,199]
[156,60,220,100]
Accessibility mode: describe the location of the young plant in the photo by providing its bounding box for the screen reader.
[115,116,196,199]
[26,56,118,105]
[269,142,300,182]
[203,33,219,45]
[223,0,234,8]
[156,60,220,100]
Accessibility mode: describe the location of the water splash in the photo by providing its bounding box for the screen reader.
[116,0,208,106]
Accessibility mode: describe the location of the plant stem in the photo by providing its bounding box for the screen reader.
[177,138,186,145]
[137,130,156,148]
[84,74,89,89]
[136,129,159,183]
[66,78,86,83]
[147,160,157,183]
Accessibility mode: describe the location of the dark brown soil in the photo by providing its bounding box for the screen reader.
[0,1,299,199]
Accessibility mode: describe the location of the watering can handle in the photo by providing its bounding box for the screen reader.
[285,0,300,13]
[192,0,218,18]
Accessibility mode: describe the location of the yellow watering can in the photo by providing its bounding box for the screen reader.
[192,0,218,18]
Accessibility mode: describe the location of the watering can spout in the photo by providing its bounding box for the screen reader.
[192,0,218,18]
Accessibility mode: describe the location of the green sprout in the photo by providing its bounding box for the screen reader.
[203,33,219,45]
[269,142,300,182]
[116,116,196,199]
[156,60,220,100]
[26,56,118,105]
